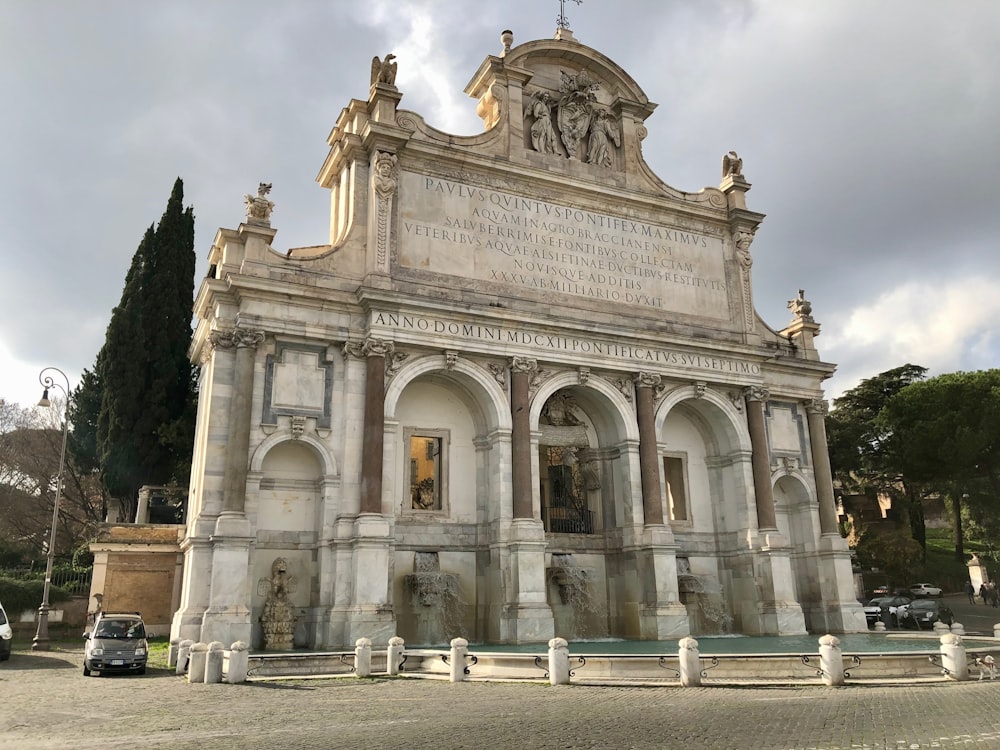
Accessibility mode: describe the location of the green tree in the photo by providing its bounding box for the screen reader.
[827,364,929,548]
[880,369,1000,561]
[74,178,198,521]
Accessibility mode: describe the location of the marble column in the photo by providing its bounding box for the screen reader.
[215,327,264,515]
[359,338,392,514]
[743,386,777,530]
[199,326,263,648]
[805,399,840,535]
[510,356,536,520]
[634,372,664,525]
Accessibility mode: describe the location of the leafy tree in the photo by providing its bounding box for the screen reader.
[827,364,929,548]
[0,398,102,562]
[73,178,198,521]
[854,526,924,589]
[879,369,1000,560]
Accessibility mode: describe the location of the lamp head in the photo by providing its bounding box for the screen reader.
[38,388,51,408]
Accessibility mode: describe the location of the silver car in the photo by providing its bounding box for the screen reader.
[83,612,148,676]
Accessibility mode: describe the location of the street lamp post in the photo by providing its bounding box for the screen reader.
[32,366,71,651]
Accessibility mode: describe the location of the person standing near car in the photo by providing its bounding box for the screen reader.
[981,583,989,605]
[965,580,977,604]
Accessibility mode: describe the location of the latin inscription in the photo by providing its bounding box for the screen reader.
[399,173,730,319]
[372,311,761,376]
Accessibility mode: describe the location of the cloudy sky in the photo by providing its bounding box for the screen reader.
[2,0,998,409]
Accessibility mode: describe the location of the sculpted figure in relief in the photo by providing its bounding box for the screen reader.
[529,92,558,155]
[373,151,398,196]
[557,69,599,158]
[586,108,620,168]
[258,557,296,651]
[370,54,397,86]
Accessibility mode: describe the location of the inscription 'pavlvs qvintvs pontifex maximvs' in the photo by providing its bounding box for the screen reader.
[399,174,730,319]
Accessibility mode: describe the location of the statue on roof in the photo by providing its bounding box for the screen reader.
[244,182,274,226]
[722,150,744,179]
[787,289,814,322]
[371,53,397,86]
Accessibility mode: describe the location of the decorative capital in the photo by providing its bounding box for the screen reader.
[343,337,393,359]
[633,372,661,389]
[804,398,829,416]
[210,327,265,350]
[510,356,538,375]
[743,385,769,403]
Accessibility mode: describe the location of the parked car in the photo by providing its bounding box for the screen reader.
[909,583,943,597]
[898,598,953,629]
[83,612,148,676]
[864,596,911,626]
[0,600,12,661]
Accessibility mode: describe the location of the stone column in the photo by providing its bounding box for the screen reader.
[359,338,392,514]
[805,399,839,535]
[510,356,536,519]
[744,386,777,530]
[634,372,664,525]
[211,327,265,515]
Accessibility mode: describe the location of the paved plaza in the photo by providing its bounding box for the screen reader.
[3,596,1000,749]
[3,645,1000,749]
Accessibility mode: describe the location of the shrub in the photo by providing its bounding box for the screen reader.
[0,577,72,617]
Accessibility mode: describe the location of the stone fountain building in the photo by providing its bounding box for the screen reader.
[170,27,866,650]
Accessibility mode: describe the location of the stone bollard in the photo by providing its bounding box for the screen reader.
[818,635,845,686]
[951,622,966,636]
[188,642,209,683]
[204,641,225,684]
[354,637,372,677]
[175,639,194,676]
[225,641,250,684]
[387,636,405,676]
[167,637,180,669]
[872,621,886,632]
[547,637,570,686]
[678,637,701,687]
[933,621,949,635]
[450,637,470,683]
[940,633,969,681]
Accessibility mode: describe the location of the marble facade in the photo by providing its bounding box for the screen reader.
[170,28,866,650]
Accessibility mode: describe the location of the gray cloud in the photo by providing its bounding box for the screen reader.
[2,0,997,406]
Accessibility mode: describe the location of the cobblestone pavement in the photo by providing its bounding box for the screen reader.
[4,646,1000,750]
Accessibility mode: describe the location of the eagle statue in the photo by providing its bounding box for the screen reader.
[371,53,397,86]
[722,150,744,179]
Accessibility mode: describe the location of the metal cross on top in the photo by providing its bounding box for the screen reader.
[557,0,583,30]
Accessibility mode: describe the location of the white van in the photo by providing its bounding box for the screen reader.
[0,601,12,661]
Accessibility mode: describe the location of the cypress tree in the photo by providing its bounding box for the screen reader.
[81,178,198,520]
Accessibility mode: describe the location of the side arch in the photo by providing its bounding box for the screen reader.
[385,354,511,434]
